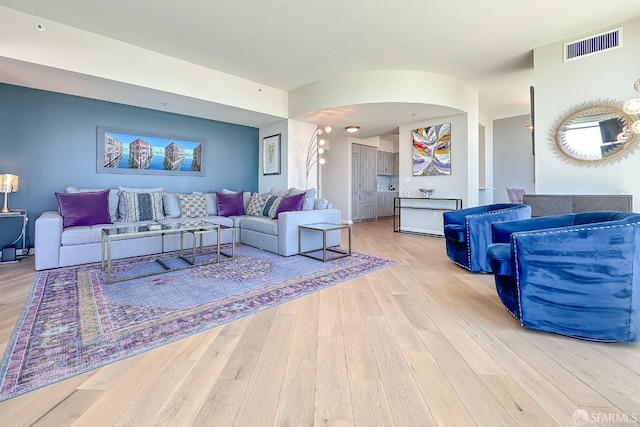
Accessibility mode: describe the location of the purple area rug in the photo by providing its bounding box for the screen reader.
[0,245,397,401]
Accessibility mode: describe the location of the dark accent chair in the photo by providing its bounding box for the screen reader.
[443,203,531,273]
[486,211,640,342]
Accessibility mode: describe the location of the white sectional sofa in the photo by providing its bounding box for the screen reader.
[35,187,341,271]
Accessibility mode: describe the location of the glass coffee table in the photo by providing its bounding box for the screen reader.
[298,222,351,262]
[101,221,235,284]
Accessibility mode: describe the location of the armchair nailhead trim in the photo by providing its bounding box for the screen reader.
[511,220,640,327]
[463,205,530,271]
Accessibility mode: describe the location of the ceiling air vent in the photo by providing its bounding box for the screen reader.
[564,27,622,62]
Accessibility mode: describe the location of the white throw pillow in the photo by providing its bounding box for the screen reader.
[162,193,181,218]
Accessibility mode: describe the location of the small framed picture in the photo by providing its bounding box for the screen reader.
[263,134,281,175]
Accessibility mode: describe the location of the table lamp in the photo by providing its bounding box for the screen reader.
[0,174,19,213]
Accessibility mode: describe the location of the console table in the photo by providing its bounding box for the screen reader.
[394,197,463,236]
[523,194,633,217]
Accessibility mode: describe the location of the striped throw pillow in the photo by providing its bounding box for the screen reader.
[119,191,165,222]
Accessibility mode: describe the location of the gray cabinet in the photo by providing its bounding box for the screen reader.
[376,151,397,176]
[376,192,398,217]
[393,152,399,175]
[352,144,377,221]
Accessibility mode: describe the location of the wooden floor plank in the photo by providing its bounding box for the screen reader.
[0,218,637,427]
[364,316,437,427]
[417,330,518,427]
[230,312,296,427]
[151,317,252,427]
[315,288,353,425]
[274,294,319,427]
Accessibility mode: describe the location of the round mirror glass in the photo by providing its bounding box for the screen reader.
[552,100,639,166]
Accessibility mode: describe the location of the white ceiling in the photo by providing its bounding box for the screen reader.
[2,0,640,138]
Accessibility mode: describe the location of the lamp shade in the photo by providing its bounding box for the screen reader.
[0,174,18,193]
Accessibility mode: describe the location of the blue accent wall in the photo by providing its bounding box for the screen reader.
[0,83,259,250]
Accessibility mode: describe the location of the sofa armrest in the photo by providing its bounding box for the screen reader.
[35,211,63,270]
[277,208,341,256]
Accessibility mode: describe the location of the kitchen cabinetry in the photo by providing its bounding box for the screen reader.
[376,151,398,176]
[376,191,398,217]
[393,152,399,175]
[352,144,377,221]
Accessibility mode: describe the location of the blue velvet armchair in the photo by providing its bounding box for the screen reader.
[443,203,531,273]
[486,211,640,342]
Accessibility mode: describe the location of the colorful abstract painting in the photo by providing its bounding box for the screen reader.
[412,123,451,176]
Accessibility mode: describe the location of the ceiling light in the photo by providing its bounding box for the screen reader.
[345,126,360,133]
[34,23,46,31]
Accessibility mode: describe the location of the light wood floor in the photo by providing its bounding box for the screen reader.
[0,218,639,427]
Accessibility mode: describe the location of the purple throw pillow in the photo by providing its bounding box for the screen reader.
[216,191,246,216]
[276,192,305,217]
[55,190,112,228]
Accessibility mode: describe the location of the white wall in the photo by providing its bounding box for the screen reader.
[290,70,480,220]
[287,120,318,191]
[479,112,495,205]
[399,113,474,206]
[533,17,640,209]
[0,6,288,122]
[493,114,535,203]
[289,70,478,118]
[322,134,350,223]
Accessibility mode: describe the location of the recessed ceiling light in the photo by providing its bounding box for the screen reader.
[345,125,360,133]
[34,23,46,31]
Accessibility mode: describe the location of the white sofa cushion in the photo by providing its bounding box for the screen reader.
[159,216,234,228]
[61,220,152,245]
[241,216,278,236]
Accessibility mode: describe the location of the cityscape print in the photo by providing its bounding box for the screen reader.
[101,128,203,176]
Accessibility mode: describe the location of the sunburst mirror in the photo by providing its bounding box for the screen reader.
[551,99,639,166]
